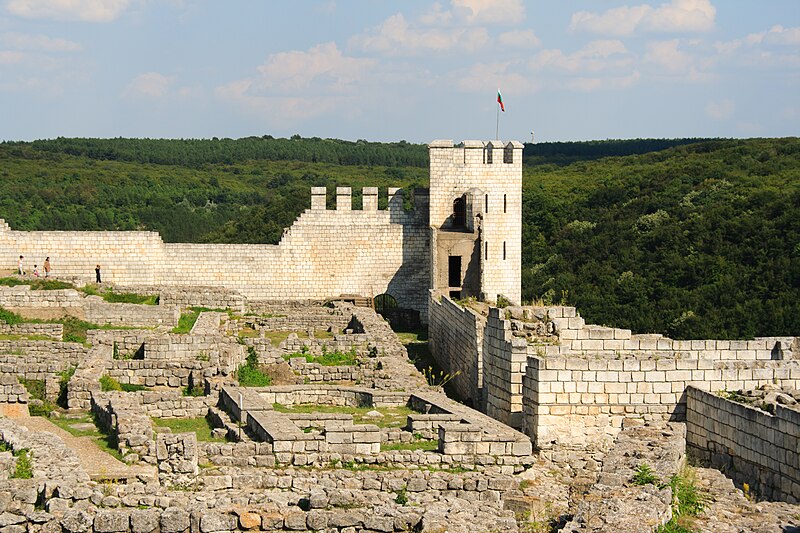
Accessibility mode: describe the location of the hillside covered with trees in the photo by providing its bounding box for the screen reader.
[0,136,797,339]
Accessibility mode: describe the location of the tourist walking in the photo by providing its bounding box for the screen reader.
[95,264,102,283]
[43,257,51,278]
[17,255,24,275]
[33,265,39,277]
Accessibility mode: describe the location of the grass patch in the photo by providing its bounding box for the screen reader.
[49,412,123,461]
[151,416,225,442]
[0,334,53,341]
[0,308,137,344]
[273,403,415,429]
[381,439,438,452]
[172,308,201,334]
[237,326,259,338]
[262,330,293,345]
[101,290,159,305]
[0,277,74,290]
[99,375,149,392]
[282,348,359,366]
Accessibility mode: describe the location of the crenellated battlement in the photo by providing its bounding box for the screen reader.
[429,139,524,167]
[310,186,427,213]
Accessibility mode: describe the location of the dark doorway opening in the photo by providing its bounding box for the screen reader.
[448,255,462,289]
[452,197,466,228]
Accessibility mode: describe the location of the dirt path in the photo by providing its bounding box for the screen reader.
[12,415,157,482]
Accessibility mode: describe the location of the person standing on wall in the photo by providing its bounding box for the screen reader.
[44,257,51,278]
[95,264,102,283]
[17,255,24,275]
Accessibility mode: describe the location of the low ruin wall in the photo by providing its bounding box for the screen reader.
[427,293,484,406]
[686,386,800,503]
[523,355,800,449]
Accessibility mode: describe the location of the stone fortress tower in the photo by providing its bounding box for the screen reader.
[428,140,524,305]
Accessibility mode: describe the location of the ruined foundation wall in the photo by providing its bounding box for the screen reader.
[523,356,800,449]
[686,386,800,503]
[427,293,484,406]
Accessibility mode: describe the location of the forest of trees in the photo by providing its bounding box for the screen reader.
[1,136,797,339]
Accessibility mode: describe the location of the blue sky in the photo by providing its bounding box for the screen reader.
[0,0,798,143]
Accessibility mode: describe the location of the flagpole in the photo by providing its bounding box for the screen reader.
[496,104,499,140]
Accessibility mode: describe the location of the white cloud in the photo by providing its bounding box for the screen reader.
[217,43,376,122]
[451,0,525,25]
[455,61,539,94]
[256,42,374,92]
[5,0,130,22]
[529,40,632,73]
[644,39,692,73]
[349,13,489,55]
[746,25,800,47]
[570,0,715,36]
[123,72,172,99]
[0,49,23,64]
[2,32,81,51]
[566,71,641,92]
[705,98,734,120]
[497,29,540,48]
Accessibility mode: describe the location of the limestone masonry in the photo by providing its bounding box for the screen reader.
[0,139,797,531]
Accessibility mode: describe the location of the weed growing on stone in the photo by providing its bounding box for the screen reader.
[395,486,409,505]
[422,366,461,388]
[631,463,660,486]
[656,467,707,533]
[11,448,33,479]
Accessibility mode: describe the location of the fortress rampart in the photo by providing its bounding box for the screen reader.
[0,186,431,318]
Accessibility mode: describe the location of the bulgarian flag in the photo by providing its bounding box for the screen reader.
[497,89,505,112]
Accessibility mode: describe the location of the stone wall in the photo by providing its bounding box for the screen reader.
[523,356,800,450]
[483,307,527,428]
[84,297,180,327]
[427,293,485,406]
[0,322,63,339]
[686,386,800,503]
[0,375,28,416]
[0,184,431,318]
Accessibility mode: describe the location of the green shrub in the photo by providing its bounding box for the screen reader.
[99,375,122,391]
[0,307,24,325]
[236,363,272,387]
[12,448,33,479]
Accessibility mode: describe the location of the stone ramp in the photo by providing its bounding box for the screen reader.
[11,415,156,482]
